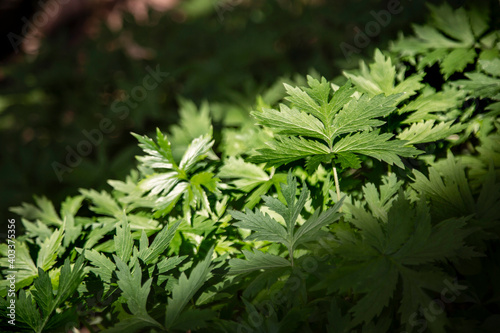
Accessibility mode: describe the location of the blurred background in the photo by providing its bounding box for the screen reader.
[0,0,446,224]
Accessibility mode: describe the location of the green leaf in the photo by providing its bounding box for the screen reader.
[114,216,134,263]
[230,208,288,244]
[32,268,54,318]
[453,59,500,101]
[157,255,188,274]
[428,3,474,45]
[361,173,402,222]
[397,120,465,144]
[480,58,500,77]
[441,48,476,79]
[138,220,180,264]
[190,171,219,193]
[17,289,42,331]
[265,172,308,234]
[391,3,481,78]
[334,152,361,169]
[332,131,419,168]
[85,249,116,284]
[399,86,465,122]
[410,153,476,220]
[330,93,399,140]
[231,173,342,269]
[320,186,470,326]
[134,129,216,220]
[344,49,423,102]
[80,189,123,217]
[165,246,214,329]
[293,198,343,247]
[55,255,86,306]
[10,196,62,227]
[229,250,291,275]
[169,98,213,160]
[133,128,176,170]
[251,78,419,172]
[218,156,270,192]
[250,136,330,168]
[0,246,35,297]
[179,134,214,172]
[37,225,64,271]
[24,255,86,333]
[253,104,327,141]
[283,82,325,123]
[105,257,163,332]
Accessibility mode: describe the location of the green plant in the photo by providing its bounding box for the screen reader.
[2,3,500,332]
[250,76,419,200]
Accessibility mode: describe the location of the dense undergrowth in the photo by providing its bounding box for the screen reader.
[1,2,500,333]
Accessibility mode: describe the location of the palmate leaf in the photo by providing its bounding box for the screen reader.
[411,152,500,236]
[344,49,424,103]
[250,77,420,171]
[0,225,65,297]
[230,173,343,270]
[391,3,491,79]
[319,184,471,329]
[410,153,476,221]
[133,129,219,220]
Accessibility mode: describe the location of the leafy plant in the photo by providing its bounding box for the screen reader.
[2,3,500,332]
[250,76,420,201]
[391,3,494,79]
[229,172,343,270]
[133,128,220,222]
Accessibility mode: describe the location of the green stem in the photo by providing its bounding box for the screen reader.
[333,166,341,203]
[333,165,342,213]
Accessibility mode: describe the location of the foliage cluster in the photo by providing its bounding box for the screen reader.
[0,0,437,221]
[1,2,500,333]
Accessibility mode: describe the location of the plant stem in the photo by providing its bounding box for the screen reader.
[333,166,341,202]
[333,165,343,213]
